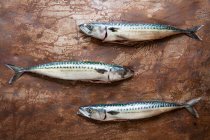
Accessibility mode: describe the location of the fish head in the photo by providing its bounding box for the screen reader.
[78,106,106,121]
[109,66,134,81]
[79,23,107,40]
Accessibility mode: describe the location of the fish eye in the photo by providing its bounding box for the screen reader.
[86,24,93,31]
[86,108,93,113]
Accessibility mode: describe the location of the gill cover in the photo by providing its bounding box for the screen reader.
[78,107,106,121]
[79,23,107,40]
[108,66,134,81]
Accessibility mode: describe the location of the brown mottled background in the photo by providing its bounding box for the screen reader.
[0,0,210,140]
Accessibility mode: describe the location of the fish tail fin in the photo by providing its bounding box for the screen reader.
[185,25,204,41]
[184,97,202,118]
[5,64,25,84]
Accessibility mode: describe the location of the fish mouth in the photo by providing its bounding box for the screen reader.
[79,24,91,35]
[121,66,134,79]
[126,68,134,78]
[77,107,90,118]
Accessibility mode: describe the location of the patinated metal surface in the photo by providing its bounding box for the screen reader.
[0,0,210,140]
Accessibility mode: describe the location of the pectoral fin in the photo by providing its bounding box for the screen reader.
[107,111,120,115]
[108,27,119,32]
[95,69,108,74]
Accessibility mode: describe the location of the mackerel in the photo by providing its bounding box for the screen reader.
[78,97,202,121]
[5,61,134,84]
[79,22,204,42]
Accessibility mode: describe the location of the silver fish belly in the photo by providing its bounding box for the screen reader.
[79,22,203,42]
[78,97,201,121]
[5,61,134,84]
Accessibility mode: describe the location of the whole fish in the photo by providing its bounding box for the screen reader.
[79,22,204,43]
[5,61,134,84]
[78,97,202,121]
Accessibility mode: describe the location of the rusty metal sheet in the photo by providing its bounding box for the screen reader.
[0,0,210,140]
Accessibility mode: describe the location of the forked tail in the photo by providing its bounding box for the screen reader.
[5,64,25,84]
[185,25,204,41]
[184,97,202,118]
